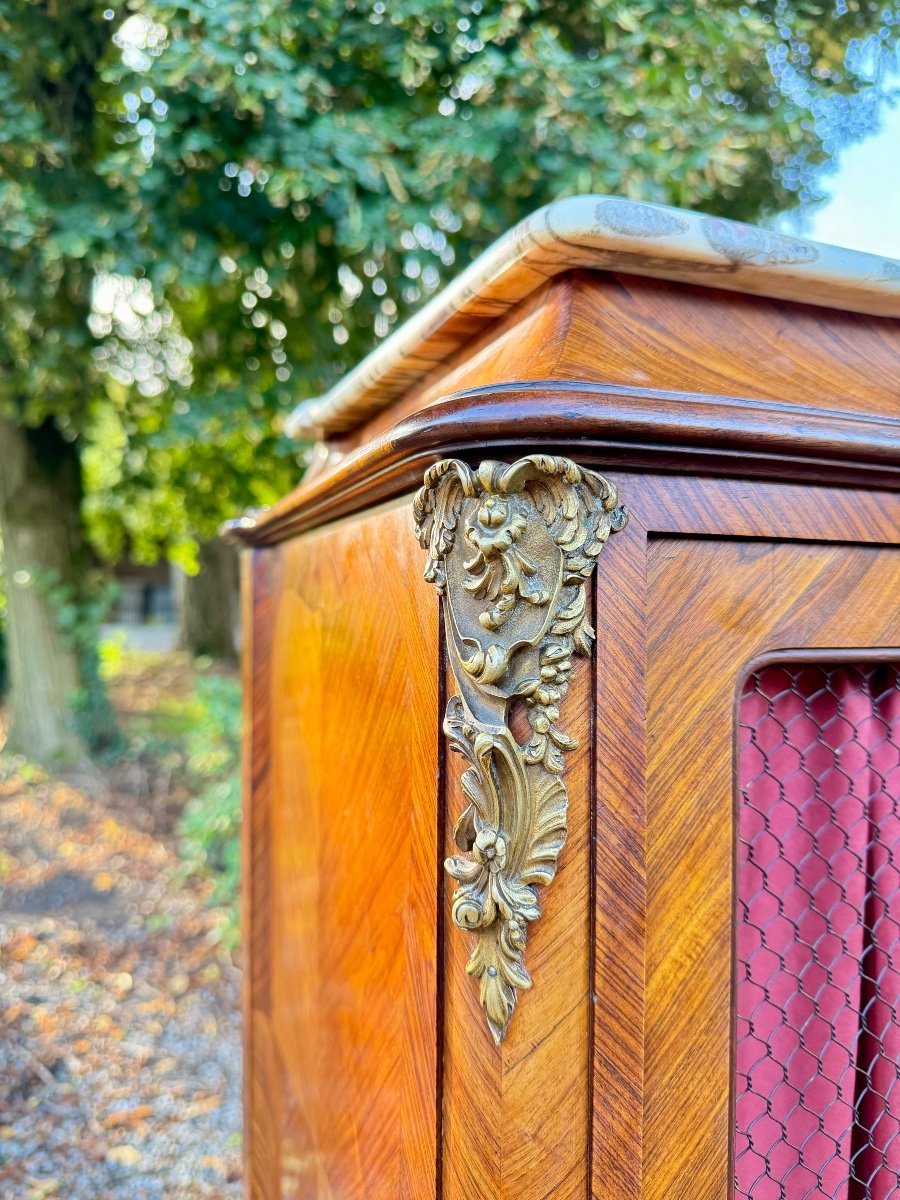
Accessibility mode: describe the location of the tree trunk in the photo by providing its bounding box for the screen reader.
[0,417,117,762]
[178,537,239,662]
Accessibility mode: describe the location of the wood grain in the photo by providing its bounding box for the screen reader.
[244,500,440,1200]
[592,512,649,1200]
[285,195,900,438]
[442,654,593,1200]
[557,272,899,416]
[242,387,899,548]
[242,220,899,1200]
[643,538,900,1200]
[243,547,282,1200]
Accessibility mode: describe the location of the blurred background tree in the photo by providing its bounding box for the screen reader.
[0,0,897,760]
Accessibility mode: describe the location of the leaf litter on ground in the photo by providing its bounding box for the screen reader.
[0,652,242,1200]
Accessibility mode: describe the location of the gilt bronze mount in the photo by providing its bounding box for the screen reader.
[413,455,627,1042]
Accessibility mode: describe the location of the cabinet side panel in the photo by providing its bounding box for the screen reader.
[246,500,440,1199]
[244,547,282,1200]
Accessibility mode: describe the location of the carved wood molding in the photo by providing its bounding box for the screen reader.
[413,455,627,1042]
[236,385,898,546]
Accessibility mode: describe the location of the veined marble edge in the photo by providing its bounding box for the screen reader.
[285,194,900,440]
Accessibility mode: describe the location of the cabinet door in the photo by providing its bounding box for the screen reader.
[642,539,899,1200]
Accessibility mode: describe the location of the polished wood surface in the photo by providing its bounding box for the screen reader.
[244,384,899,547]
[243,547,280,1200]
[347,269,900,448]
[443,655,593,1200]
[592,516,647,1200]
[588,485,900,1199]
[242,225,899,1199]
[643,538,900,1200]
[244,500,440,1199]
[286,196,900,438]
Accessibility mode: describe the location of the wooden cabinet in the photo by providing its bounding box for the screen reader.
[234,198,900,1200]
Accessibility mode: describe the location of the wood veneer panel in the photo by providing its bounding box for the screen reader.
[244,548,281,1200]
[347,270,899,449]
[349,276,575,446]
[560,273,899,416]
[610,475,900,543]
[644,538,900,1200]
[245,500,440,1200]
[443,654,593,1200]
[592,514,649,1200]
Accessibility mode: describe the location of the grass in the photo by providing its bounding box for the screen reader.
[76,643,241,949]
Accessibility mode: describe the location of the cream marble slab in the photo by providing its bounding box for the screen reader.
[285,195,900,439]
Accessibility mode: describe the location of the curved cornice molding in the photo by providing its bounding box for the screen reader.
[230,382,900,546]
[284,196,900,440]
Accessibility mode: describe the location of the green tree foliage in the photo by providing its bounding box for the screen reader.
[111,0,899,409]
[0,0,897,754]
[0,2,137,756]
[0,3,128,431]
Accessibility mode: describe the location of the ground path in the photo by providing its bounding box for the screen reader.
[0,657,242,1199]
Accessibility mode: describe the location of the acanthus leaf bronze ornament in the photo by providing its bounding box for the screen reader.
[413,456,628,1043]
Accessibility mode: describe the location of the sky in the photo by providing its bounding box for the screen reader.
[805,91,900,259]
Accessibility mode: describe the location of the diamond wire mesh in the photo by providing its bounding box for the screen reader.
[735,663,900,1200]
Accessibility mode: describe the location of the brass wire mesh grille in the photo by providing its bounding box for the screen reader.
[735,663,900,1200]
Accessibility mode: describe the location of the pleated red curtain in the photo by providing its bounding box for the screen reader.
[735,663,900,1200]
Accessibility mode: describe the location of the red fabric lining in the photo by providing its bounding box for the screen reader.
[736,664,900,1200]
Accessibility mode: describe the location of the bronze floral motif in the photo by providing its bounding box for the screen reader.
[413,455,627,1042]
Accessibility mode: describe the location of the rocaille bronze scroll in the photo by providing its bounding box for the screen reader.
[414,456,627,1042]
